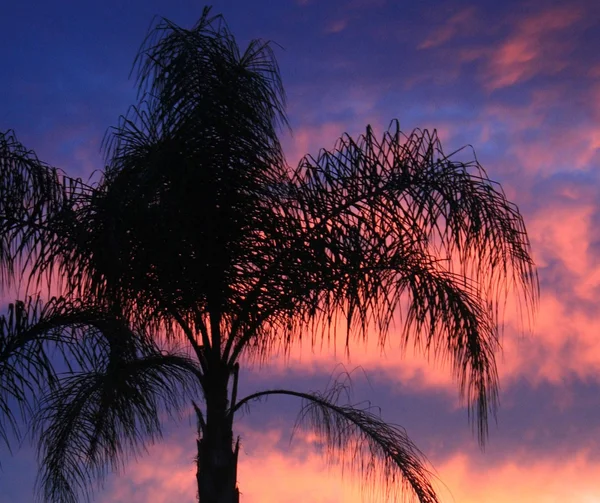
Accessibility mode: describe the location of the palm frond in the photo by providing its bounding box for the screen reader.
[0,297,53,449]
[231,122,538,442]
[0,295,162,450]
[290,123,537,326]
[0,130,62,289]
[34,339,202,503]
[0,130,100,300]
[0,296,103,449]
[234,385,439,503]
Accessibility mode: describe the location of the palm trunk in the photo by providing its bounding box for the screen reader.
[196,368,240,503]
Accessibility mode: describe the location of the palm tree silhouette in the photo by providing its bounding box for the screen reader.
[0,7,537,503]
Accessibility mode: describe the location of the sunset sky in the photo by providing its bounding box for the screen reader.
[2,0,600,502]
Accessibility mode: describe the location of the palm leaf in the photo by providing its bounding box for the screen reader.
[230,122,537,442]
[0,298,53,449]
[0,296,106,450]
[34,337,202,503]
[0,130,62,289]
[235,384,439,503]
[0,130,101,301]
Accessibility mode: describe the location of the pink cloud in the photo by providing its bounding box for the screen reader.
[477,86,600,177]
[437,451,600,503]
[477,6,583,90]
[98,440,196,503]
[101,426,600,503]
[418,7,478,49]
[324,19,348,34]
[492,185,600,384]
[284,115,381,167]
[283,122,348,168]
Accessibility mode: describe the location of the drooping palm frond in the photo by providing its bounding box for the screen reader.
[0,130,63,289]
[34,333,202,503]
[0,296,111,449]
[0,129,101,302]
[0,297,54,449]
[0,295,166,449]
[0,290,201,502]
[229,123,538,442]
[234,384,439,503]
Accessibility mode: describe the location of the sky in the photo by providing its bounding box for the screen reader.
[2,0,600,502]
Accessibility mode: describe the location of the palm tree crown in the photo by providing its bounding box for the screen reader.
[0,7,537,503]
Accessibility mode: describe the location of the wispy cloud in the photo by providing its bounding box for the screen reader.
[418,7,478,49]
[471,6,583,90]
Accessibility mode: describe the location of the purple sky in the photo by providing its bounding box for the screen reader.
[2,1,600,501]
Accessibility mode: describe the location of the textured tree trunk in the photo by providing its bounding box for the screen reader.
[196,368,240,503]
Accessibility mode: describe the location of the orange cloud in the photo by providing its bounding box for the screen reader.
[437,450,600,503]
[100,426,600,503]
[98,439,196,502]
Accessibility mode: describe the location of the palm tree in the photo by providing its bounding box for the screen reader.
[0,7,537,503]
